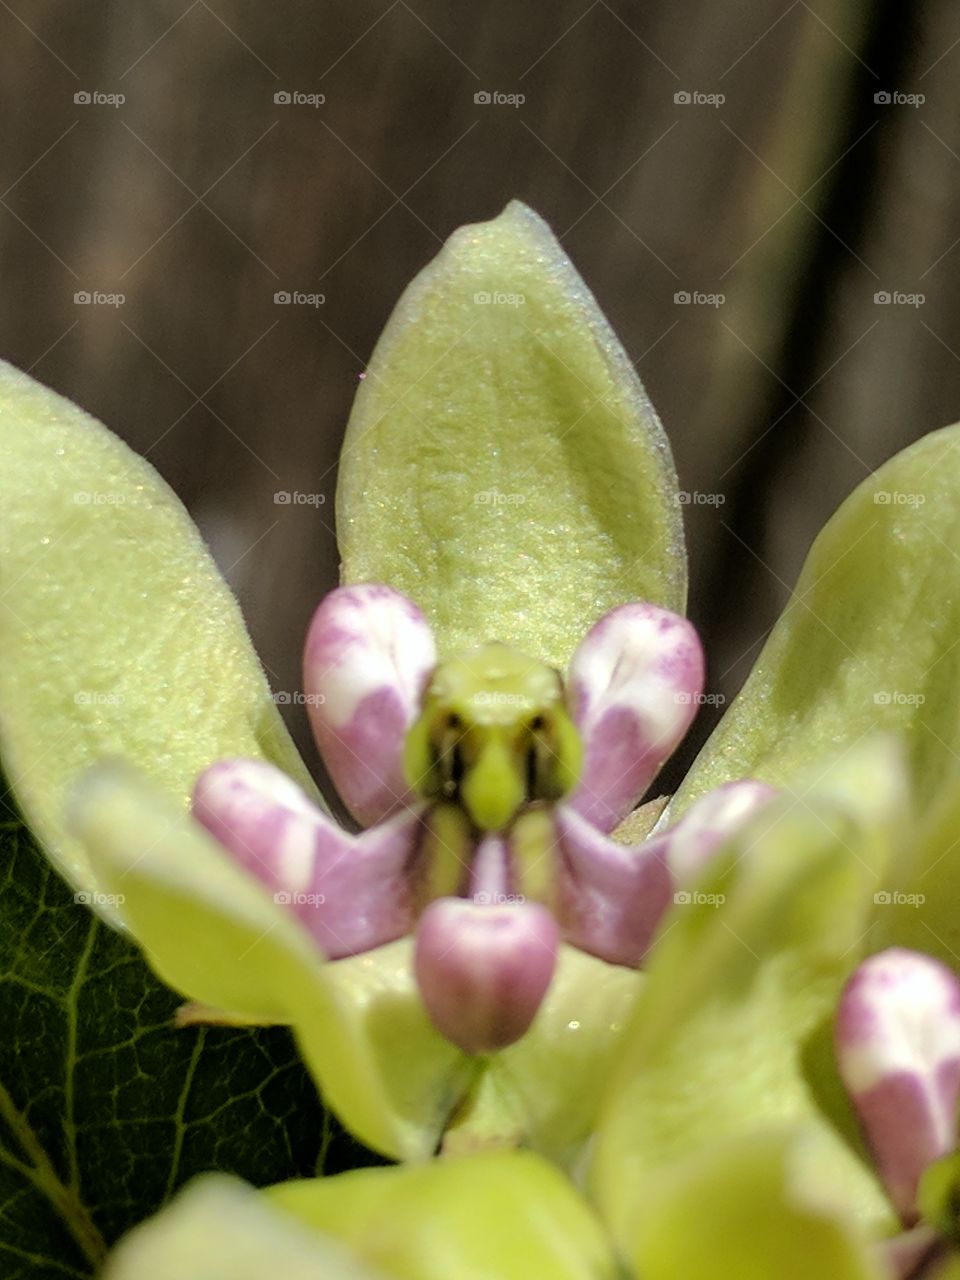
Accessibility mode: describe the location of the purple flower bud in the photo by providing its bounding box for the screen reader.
[836,948,960,1223]
[303,585,436,827]
[552,806,673,967]
[664,779,777,887]
[565,603,704,834]
[414,894,559,1054]
[193,758,422,958]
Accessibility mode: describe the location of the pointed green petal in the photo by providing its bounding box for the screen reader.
[105,1175,389,1280]
[337,201,685,667]
[70,763,472,1159]
[0,360,316,907]
[590,739,906,1250]
[673,423,960,814]
[628,1132,887,1280]
[268,1152,618,1280]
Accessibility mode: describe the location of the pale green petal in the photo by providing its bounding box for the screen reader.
[293,938,474,1161]
[70,762,472,1160]
[590,739,906,1250]
[628,1131,888,1280]
[337,200,685,668]
[0,359,316,910]
[445,945,642,1165]
[104,1175,389,1280]
[871,770,960,964]
[70,762,325,1022]
[672,423,960,815]
[268,1151,618,1280]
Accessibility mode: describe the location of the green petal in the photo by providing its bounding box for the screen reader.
[627,1131,887,1280]
[105,1175,389,1280]
[590,738,906,1250]
[292,938,473,1161]
[445,945,642,1165]
[673,423,960,814]
[337,201,685,667]
[872,771,960,964]
[70,762,325,1022]
[0,359,316,909]
[268,1151,618,1280]
[70,762,472,1160]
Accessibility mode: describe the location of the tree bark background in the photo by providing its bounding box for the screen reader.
[1,0,956,783]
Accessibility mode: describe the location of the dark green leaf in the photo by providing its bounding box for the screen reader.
[0,784,378,1279]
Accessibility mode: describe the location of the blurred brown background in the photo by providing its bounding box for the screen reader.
[0,0,956,783]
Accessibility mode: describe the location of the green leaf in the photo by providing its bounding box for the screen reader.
[337,200,686,668]
[0,358,316,911]
[627,1131,887,1280]
[268,1151,619,1280]
[0,783,366,1280]
[590,739,905,1252]
[70,763,473,1161]
[673,423,960,814]
[105,1176,389,1280]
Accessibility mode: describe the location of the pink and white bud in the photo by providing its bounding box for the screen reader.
[664,780,777,888]
[553,806,673,967]
[836,948,960,1223]
[193,758,422,959]
[413,897,559,1054]
[303,584,437,827]
[565,603,705,833]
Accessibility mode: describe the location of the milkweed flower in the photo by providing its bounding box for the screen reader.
[5,199,960,1280]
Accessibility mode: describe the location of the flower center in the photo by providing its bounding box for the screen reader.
[403,642,583,833]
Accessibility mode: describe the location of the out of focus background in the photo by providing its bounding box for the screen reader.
[1,1,956,779]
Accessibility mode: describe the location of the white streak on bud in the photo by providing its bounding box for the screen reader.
[566,603,704,833]
[303,585,436,826]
